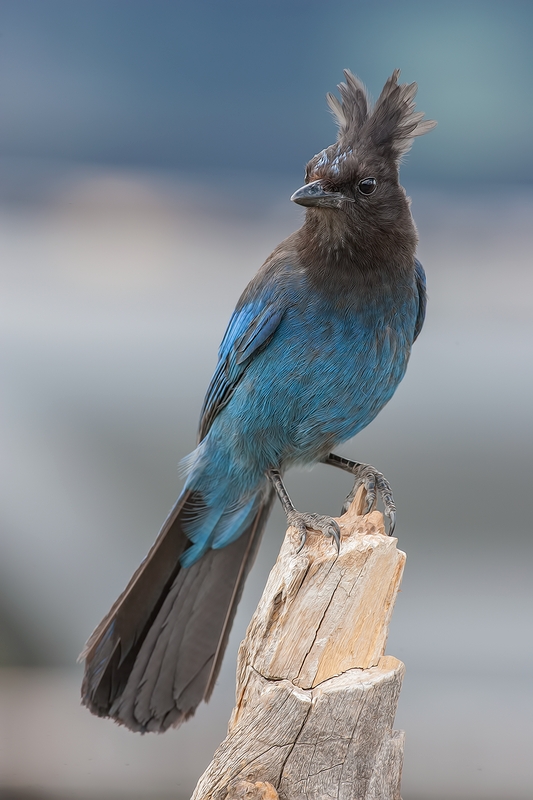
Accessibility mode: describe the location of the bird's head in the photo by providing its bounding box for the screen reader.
[292,70,436,226]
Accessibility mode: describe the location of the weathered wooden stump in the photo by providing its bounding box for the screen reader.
[192,487,406,800]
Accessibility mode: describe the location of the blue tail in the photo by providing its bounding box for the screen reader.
[81,486,275,731]
[179,490,263,567]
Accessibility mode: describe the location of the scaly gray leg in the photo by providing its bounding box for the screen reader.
[322,453,396,536]
[267,469,341,553]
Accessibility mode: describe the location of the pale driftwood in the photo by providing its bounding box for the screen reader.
[192,487,406,800]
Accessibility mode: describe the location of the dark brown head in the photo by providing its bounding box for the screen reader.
[292,70,436,238]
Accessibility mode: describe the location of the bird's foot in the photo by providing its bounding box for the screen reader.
[286,510,341,554]
[342,463,396,536]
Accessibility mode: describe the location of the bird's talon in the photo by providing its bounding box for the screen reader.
[339,461,397,534]
[329,525,341,553]
[296,530,307,553]
[288,512,341,554]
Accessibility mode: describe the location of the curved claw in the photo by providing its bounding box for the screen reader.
[289,511,342,555]
[296,530,307,554]
[374,473,396,535]
[340,482,359,515]
[340,498,351,516]
[364,485,377,514]
[387,508,396,537]
[328,521,341,553]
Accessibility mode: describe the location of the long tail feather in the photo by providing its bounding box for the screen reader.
[80,488,274,732]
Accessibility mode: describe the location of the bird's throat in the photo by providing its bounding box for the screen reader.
[298,209,417,291]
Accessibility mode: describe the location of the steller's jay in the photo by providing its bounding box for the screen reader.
[81,70,435,732]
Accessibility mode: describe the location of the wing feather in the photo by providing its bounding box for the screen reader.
[198,300,284,440]
[413,258,427,342]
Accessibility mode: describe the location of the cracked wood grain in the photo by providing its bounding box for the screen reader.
[191,487,406,800]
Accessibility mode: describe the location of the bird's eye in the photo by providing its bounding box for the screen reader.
[358,177,377,195]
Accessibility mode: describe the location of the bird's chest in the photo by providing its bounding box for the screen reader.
[293,291,414,382]
[274,290,416,454]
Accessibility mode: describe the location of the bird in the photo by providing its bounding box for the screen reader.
[80,69,435,733]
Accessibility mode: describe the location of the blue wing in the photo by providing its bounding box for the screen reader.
[198,299,284,440]
[413,258,427,342]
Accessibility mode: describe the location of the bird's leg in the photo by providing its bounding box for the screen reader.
[322,453,396,536]
[267,469,341,553]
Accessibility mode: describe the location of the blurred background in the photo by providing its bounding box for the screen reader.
[0,1,532,798]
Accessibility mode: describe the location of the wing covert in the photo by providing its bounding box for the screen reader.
[413,258,427,342]
[198,300,284,440]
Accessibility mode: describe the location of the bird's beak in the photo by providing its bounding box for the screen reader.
[290,179,346,208]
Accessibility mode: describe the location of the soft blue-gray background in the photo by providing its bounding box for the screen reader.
[0,2,531,799]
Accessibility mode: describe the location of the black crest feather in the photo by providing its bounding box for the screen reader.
[327,69,436,162]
